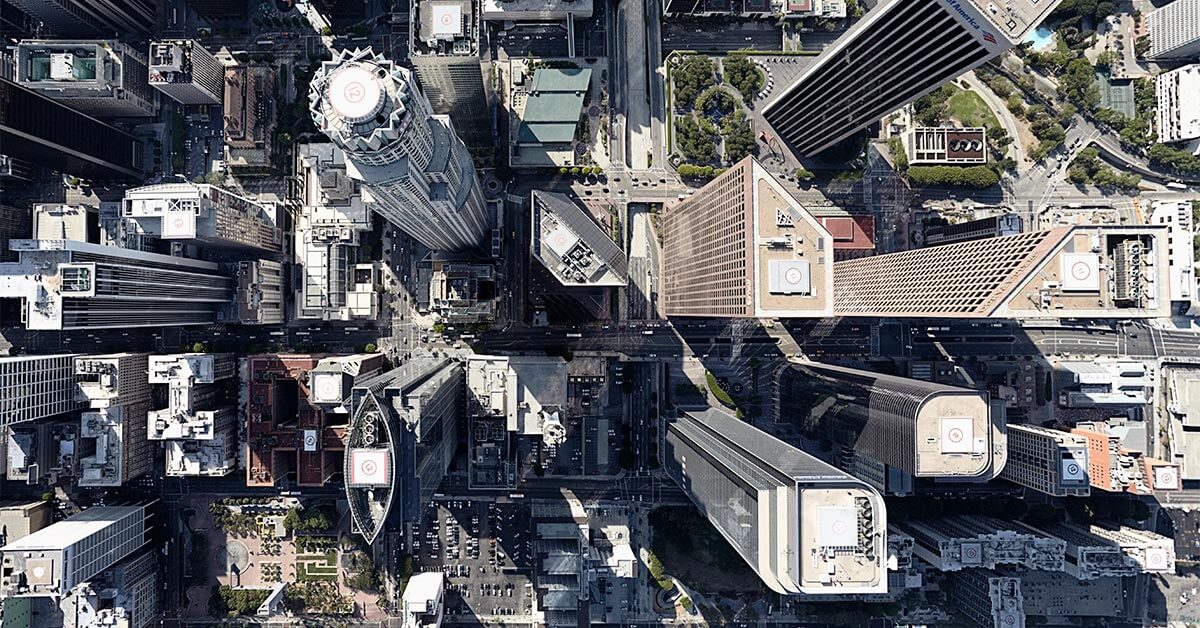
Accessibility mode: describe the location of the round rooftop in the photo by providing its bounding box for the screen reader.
[326,64,385,123]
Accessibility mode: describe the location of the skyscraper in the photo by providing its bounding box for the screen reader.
[4,0,156,36]
[309,47,489,252]
[1000,424,1090,497]
[661,156,834,318]
[411,0,492,147]
[122,182,282,253]
[777,361,1005,482]
[761,0,1063,155]
[1146,0,1200,59]
[0,239,234,330]
[147,353,239,477]
[832,226,1171,318]
[147,40,223,105]
[346,357,462,543]
[0,505,149,597]
[74,353,153,488]
[15,40,157,117]
[0,78,144,180]
[664,406,887,595]
[0,355,83,428]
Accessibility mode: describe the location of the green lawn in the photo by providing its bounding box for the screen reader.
[946,85,1001,130]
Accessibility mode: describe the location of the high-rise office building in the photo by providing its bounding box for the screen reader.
[1146,0,1200,59]
[761,0,1062,155]
[531,191,627,287]
[4,0,156,36]
[1000,424,1090,497]
[147,40,224,105]
[15,40,156,117]
[309,47,489,252]
[411,0,491,147]
[662,156,835,317]
[0,505,149,597]
[346,357,462,543]
[1037,522,1175,579]
[0,355,83,428]
[122,183,282,253]
[0,78,144,180]
[664,406,886,595]
[0,239,233,330]
[0,205,33,262]
[60,548,159,628]
[777,361,1004,482]
[832,226,1170,318]
[147,353,238,477]
[74,353,153,488]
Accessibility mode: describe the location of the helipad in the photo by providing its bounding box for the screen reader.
[328,64,384,122]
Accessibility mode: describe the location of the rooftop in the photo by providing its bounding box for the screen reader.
[516,68,591,145]
[531,191,627,286]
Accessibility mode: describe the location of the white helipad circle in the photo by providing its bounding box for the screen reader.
[316,378,338,400]
[32,566,45,580]
[948,428,964,443]
[964,547,978,559]
[1071,261,1092,281]
[304,433,317,447]
[328,65,383,121]
[1066,463,1079,475]
[784,268,804,285]
[360,459,377,475]
[441,13,454,25]
[173,217,185,230]
[831,520,847,535]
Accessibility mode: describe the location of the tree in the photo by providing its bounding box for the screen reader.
[675,115,718,162]
[695,86,736,123]
[672,56,716,108]
[722,54,763,99]
[364,343,377,353]
[720,109,756,162]
[907,165,1000,188]
[794,167,816,181]
[191,342,205,353]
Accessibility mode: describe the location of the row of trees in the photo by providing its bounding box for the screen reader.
[556,165,604,176]
[675,164,728,180]
[1149,144,1200,177]
[907,165,1000,189]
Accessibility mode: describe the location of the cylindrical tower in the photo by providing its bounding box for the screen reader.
[309,48,488,252]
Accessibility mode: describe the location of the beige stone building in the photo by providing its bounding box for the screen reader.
[833,226,1170,318]
[662,156,834,318]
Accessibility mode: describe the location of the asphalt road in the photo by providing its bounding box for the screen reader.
[661,20,782,52]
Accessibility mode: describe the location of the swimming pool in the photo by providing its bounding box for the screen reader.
[1024,26,1056,52]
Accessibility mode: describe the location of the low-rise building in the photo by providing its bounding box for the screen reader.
[423,259,498,324]
[925,213,1022,247]
[1155,64,1200,150]
[293,143,376,322]
[401,572,445,628]
[1072,421,1180,494]
[511,68,592,167]
[1147,200,1196,304]
[482,0,593,20]
[905,127,988,165]
[224,64,276,169]
[236,259,285,325]
[1057,360,1149,408]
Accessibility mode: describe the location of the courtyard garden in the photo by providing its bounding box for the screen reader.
[669,54,764,179]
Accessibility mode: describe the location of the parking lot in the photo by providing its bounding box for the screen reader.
[416,498,535,621]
